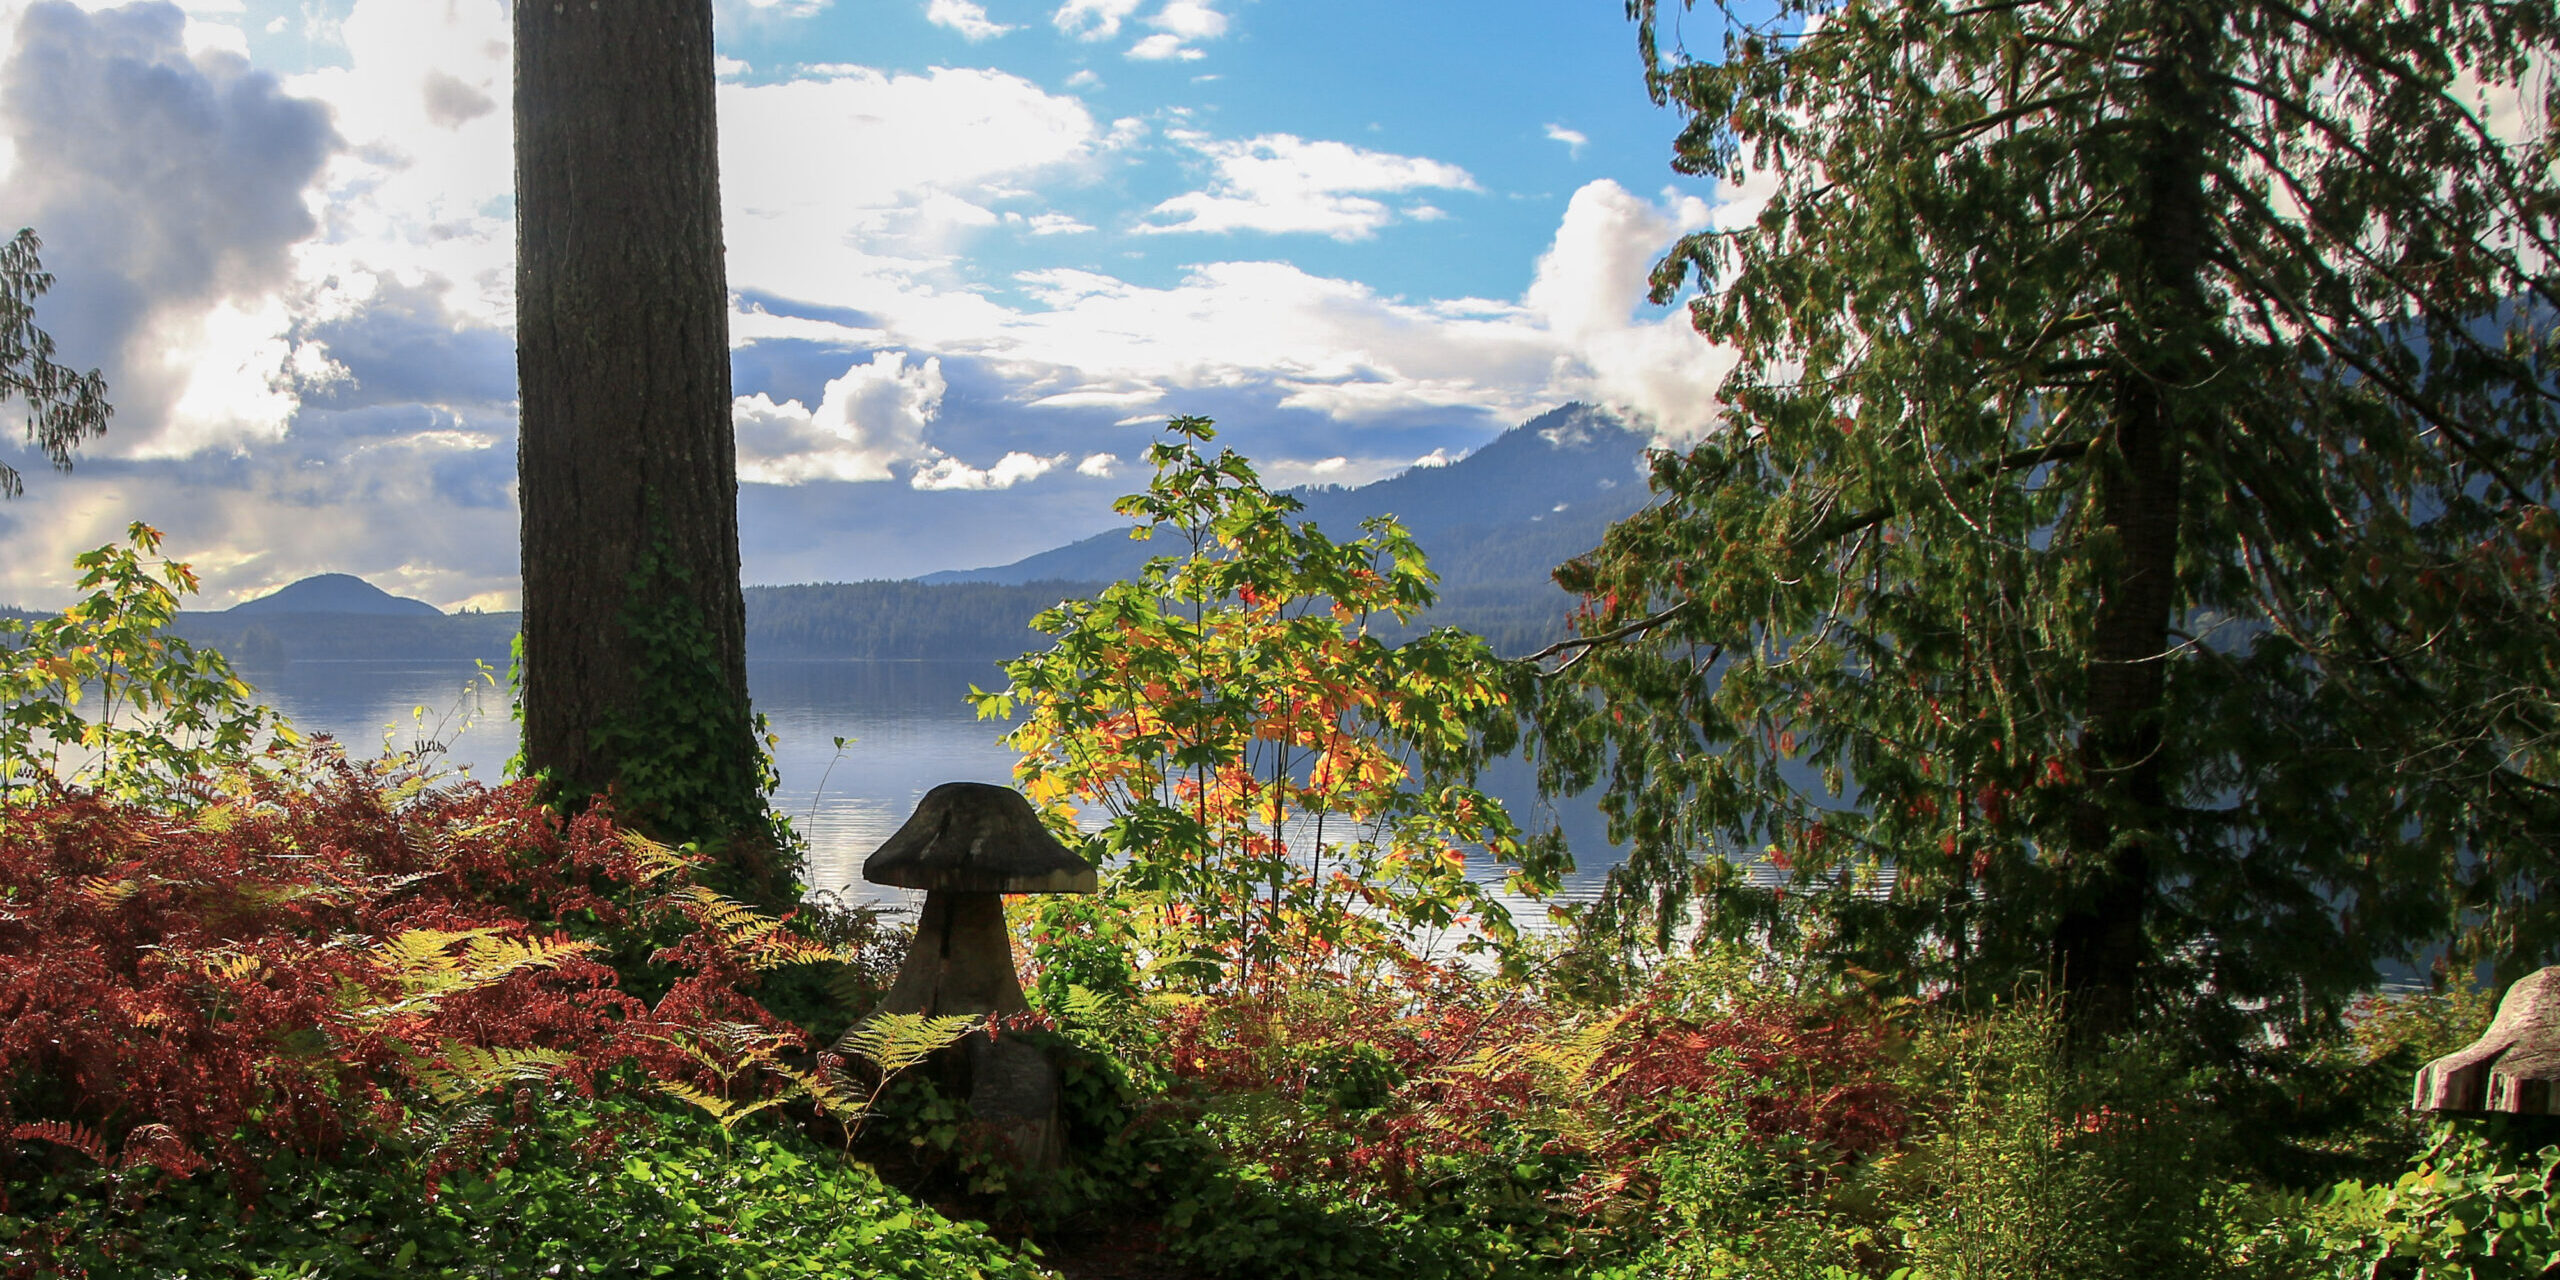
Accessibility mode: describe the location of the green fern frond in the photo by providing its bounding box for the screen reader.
[372,927,490,978]
[619,831,695,885]
[75,876,139,907]
[192,950,264,983]
[673,884,767,933]
[449,931,602,983]
[774,1063,870,1122]
[416,1044,576,1105]
[653,1079,737,1121]
[351,928,600,1020]
[835,1012,981,1077]
[236,880,359,909]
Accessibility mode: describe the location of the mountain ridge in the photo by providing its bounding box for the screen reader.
[917,403,1653,589]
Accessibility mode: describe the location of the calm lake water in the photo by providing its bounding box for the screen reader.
[230,659,1622,917]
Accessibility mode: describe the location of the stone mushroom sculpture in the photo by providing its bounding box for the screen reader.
[2414,966,2560,1116]
[866,781,1097,1017]
[862,781,1096,1166]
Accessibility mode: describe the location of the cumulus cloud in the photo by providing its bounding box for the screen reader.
[731,348,1068,493]
[1142,133,1477,240]
[1524,180,1735,440]
[1076,452,1118,476]
[1147,0,1226,39]
[719,65,1105,285]
[911,449,1063,490]
[1544,123,1587,156]
[1125,33,1198,61]
[1124,0,1224,59]
[1052,0,1142,40]
[926,0,1012,40]
[733,351,947,484]
[0,0,337,456]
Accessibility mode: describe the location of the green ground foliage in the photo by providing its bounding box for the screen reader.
[7,0,2558,1260]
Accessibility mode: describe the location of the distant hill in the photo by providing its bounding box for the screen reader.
[229,573,442,618]
[919,403,1654,591]
[8,405,1658,665]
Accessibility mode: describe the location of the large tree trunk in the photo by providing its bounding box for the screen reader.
[2053,7,2216,1036]
[514,0,766,868]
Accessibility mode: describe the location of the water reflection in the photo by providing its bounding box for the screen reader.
[228,658,1624,921]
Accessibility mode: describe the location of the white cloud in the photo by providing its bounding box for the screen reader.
[719,65,1105,288]
[1147,0,1227,40]
[285,0,516,330]
[1524,180,1735,440]
[911,450,1064,490]
[1007,210,1095,235]
[1064,68,1099,88]
[728,0,830,18]
[1544,123,1587,156]
[0,1,337,456]
[180,15,247,58]
[1121,0,1225,59]
[1076,452,1118,476]
[926,0,1012,40]
[1026,384,1162,409]
[1125,33,1199,61]
[1052,0,1142,39]
[733,351,947,485]
[1410,447,1456,468]
[1142,133,1477,240]
[983,261,1559,424]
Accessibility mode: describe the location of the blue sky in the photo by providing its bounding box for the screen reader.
[0,0,1747,609]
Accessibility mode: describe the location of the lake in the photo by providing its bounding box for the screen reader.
[228,658,1624,917]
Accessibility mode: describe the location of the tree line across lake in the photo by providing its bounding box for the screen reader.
[0,577,1581,666]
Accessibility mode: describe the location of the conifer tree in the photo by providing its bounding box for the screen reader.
[1532,0,2558,1037]
[514,1,770,877]
[0,228,109,499]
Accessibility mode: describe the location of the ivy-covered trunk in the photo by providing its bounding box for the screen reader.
[513,0,768,868]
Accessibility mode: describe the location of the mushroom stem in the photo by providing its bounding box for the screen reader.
[878,890,1027,1017]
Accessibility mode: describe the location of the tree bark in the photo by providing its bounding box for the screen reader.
[514,0,762,856]
[2054,5,2216,1035]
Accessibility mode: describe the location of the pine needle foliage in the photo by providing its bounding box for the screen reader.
[1528,0,2560,1039]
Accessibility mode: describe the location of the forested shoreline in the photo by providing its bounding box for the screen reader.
[3,576,1580,664]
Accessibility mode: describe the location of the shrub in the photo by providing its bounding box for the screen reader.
[0,757,868,1186]
[1,1094,1047,1279]
[984,416,1545,992]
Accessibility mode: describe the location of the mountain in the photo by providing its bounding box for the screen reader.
[919,403,1656,590]
[228,573,443,618]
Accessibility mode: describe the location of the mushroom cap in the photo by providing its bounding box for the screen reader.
[863,781,1098,894]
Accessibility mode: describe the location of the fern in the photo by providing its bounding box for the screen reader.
[75,876,139,906]
[415,1044,577,1105]
[11,1119,110,1165]
[619,830,695,886]
[835,1012,983,1077]
[651,1078,737,1122]
[668,884,850,971]
[351,928,602,1020]
[116,1123,207,1177]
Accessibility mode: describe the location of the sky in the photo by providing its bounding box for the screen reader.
[0,0,1751,611]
